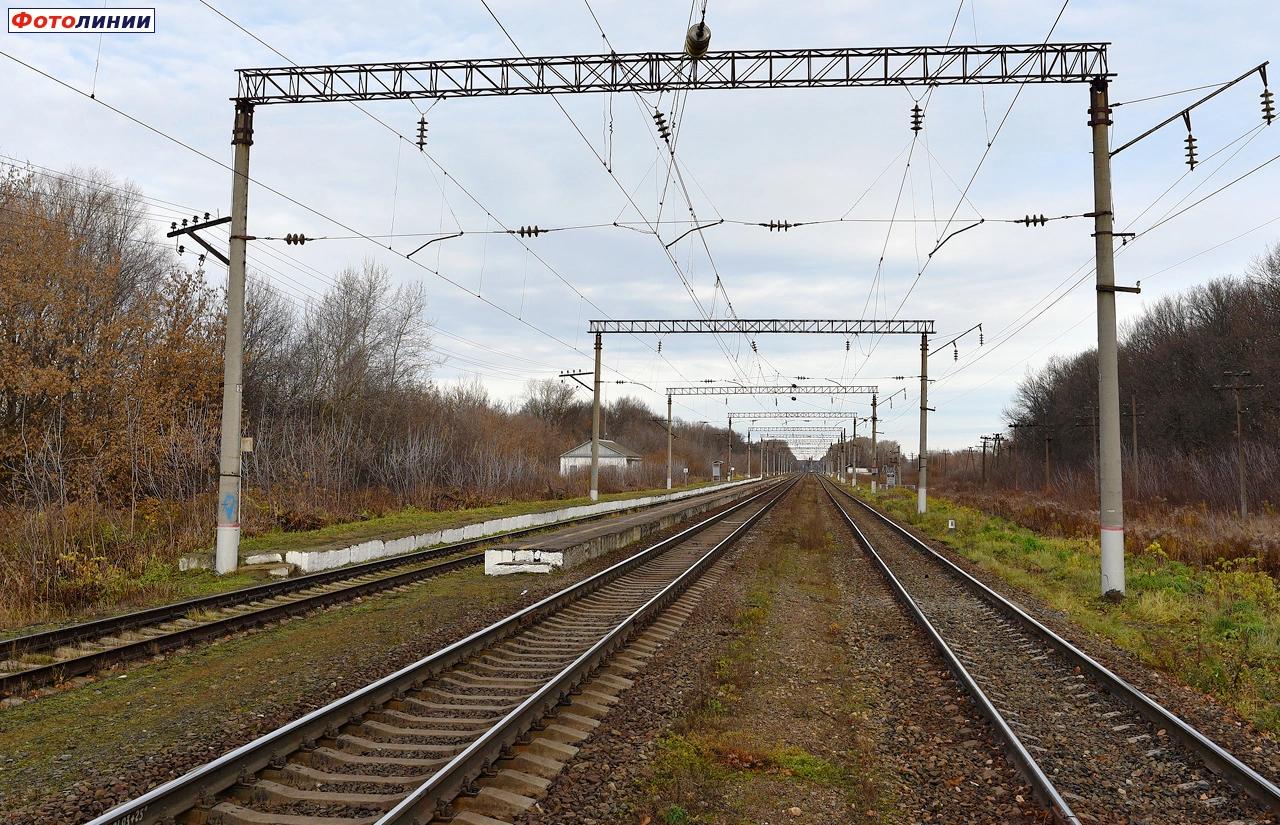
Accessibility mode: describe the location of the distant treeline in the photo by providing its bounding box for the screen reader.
[964,244,1280,508]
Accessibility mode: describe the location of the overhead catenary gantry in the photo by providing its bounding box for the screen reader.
[734,409,881,474]
[750,429,839,475]
[659,380,887,495]
[589,320,934,335]
[748,426,846,433]
[667,384,878,396]
[748,425,851,481]
[584,319,916,503]
[217,37,1128,597]
[235,45,1110,103]
[728,410,864,419]
[585,320,925,501]
[735,426,842,478]
[737,412,878,482]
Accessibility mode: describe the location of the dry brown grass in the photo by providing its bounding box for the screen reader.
[938,485,1280,574]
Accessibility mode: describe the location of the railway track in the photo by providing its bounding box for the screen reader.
[84,476,796,825]
[0,483,765,697]
[819,476,1280,825]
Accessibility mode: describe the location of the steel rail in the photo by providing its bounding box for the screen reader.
[817,477,1078,824]
[379,475,798,823]
[1,553,484,697]
[823,478,1280,814]
[1,484,761,694]
[84,477,791,825]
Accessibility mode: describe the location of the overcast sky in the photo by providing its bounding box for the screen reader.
[3,0,1278,456]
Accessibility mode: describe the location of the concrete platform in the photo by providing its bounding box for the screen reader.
[181,480,761,574]
[484,479,767,575]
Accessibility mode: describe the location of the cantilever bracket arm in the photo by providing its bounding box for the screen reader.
[167,216,233,266]
[1111,62,1269,157]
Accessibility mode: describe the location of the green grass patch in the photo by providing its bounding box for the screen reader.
[770,747,855,786]
[661,805,692,824]
[653,734,858,790]
[853,484,1280,734]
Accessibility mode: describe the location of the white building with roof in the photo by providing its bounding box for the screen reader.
[559,439,643,475]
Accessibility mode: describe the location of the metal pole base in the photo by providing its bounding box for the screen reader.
[1100,528,1125,597]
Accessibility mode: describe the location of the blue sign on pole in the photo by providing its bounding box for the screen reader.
[221,492,238,521]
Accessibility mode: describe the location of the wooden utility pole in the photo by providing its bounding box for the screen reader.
[1213,371,1264,519]
[1010,421,1051,492]
[1130,394,1140,460]
[979,435,994,484]
[1119,395,1146,488]
[1073,406,1100,493]
[1045,435,1053,492]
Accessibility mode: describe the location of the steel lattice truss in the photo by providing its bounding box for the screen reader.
[590,319,932,335]
[730,411,866,419]
[668,384,877,396]
[236,45,1110,104]
[748,427,845,433]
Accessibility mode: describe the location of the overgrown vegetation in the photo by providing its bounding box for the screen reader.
[0,165,796,625]
[859,485,1280,734]
[1011,248,1280,505]
[819,244,1280,572]
[936,487,1280,574]
[936,243,1280,512]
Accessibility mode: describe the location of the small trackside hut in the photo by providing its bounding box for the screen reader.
[559,439,642,476]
